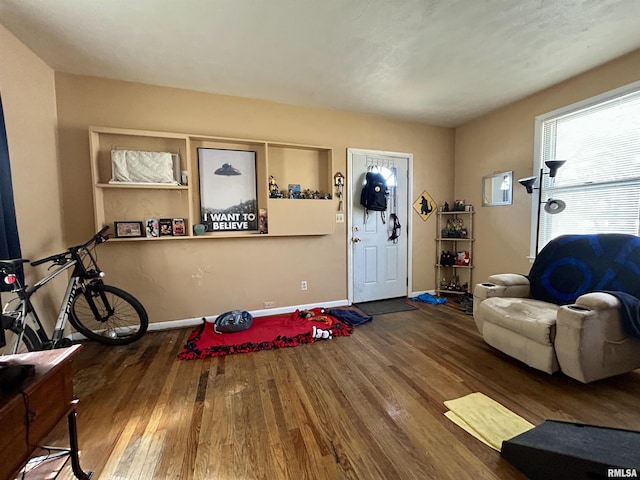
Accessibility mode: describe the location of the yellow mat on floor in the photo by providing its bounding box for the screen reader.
[444,392,535,451]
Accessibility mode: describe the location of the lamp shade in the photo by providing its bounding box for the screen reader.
[518,176,537,194]
[544,198,566,214]
[545,160,566,178]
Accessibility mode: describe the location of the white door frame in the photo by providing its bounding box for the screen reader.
[347,148,413,304]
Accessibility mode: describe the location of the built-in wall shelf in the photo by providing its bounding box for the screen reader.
[89,127,336,240]
[96,183,189,190]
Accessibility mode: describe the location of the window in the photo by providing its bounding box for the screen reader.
[532,82,640,255]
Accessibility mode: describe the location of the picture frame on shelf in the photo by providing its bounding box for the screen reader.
[159,218,173,236]
[145,218,159,238]
[197,148,258,232]
[288,184,301,199]
[114,221,144,238]
[172,218,186,236]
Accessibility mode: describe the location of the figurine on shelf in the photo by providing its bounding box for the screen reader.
[301,188,318,199]
[453,199,466,212]
[269,175,281,198]
[444,217,464,237]
[442,201,449,212]
[455,251,470,266]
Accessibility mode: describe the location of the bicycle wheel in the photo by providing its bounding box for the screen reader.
[70,283,148,345]
[1,315,42,355]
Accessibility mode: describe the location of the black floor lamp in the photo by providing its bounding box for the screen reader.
[518,160,566,254]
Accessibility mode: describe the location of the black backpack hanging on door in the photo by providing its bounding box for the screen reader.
[360,170,389,223]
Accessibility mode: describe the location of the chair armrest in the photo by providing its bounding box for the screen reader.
[555,293,621,331]
[555,293,640,383]
[473,274,530,302]
[574,291,621,310]
[487,273,530,286]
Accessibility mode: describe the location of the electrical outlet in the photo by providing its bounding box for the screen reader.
[301,280,308,291]
[263,301,275,308]
[336,213,344,223]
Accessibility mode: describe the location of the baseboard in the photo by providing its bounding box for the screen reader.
[147,317,203,331]
[153,299,350,329]
[409,289,436,297]
[68,299,352,338]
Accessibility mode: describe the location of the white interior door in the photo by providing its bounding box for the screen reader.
[348,149,411,303]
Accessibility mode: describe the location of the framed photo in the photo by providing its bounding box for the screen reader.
[288,184,301,199]
[198,148,258,232]
[159,218,173,236]
[145,218,159,238]
[172,218,186,236]
[114,221,144,238]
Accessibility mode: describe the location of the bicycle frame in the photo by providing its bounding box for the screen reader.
[41,259,82,344]
[2,232,108,352]
[2,259,77,350]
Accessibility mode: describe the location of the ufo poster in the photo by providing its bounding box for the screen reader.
[197,148,258,232]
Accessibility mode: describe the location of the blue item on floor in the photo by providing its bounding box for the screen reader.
[328,308,373,326]
[411,293,447,305]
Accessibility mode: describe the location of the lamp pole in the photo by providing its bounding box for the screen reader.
[520,160,566,256]
[535,167,544,255]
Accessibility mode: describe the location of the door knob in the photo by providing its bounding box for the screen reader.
[353,237,361,243]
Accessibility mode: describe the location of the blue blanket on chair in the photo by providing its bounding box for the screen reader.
[602,291,640,338]
[528,234,640,338]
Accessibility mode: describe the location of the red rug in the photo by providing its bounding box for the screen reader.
[178,308,353,360]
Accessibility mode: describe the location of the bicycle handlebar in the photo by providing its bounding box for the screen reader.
[79,225,110,249]
[30,226,111,267]
[30,253,65,267]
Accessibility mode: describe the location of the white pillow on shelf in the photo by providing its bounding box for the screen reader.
[110,150,178,184]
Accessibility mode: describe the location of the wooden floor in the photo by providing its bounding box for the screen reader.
[40,301,640,480]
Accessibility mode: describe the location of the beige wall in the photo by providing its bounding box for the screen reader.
[13,23,635,327]
[455,49,640,283]
[54,73,454,323]
[0,25,67,315]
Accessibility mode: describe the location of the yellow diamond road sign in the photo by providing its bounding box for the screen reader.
[413,190,437,221]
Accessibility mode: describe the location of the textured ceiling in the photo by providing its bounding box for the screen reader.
[2,0,640,127]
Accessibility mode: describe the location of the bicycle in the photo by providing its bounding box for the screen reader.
[0,226,148,355]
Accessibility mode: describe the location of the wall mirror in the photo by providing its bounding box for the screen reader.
[482,171,512,206]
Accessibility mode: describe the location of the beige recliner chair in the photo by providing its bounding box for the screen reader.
[473,234,640,383]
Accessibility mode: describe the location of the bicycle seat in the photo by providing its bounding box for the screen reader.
[0,259,29,275]
[0,259,30,268]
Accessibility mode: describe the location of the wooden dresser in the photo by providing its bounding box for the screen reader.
[0,345,91,480]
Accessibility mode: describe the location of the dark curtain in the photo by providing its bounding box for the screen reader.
[0,95,23,291]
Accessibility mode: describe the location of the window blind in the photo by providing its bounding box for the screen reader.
[536,86,640,251]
